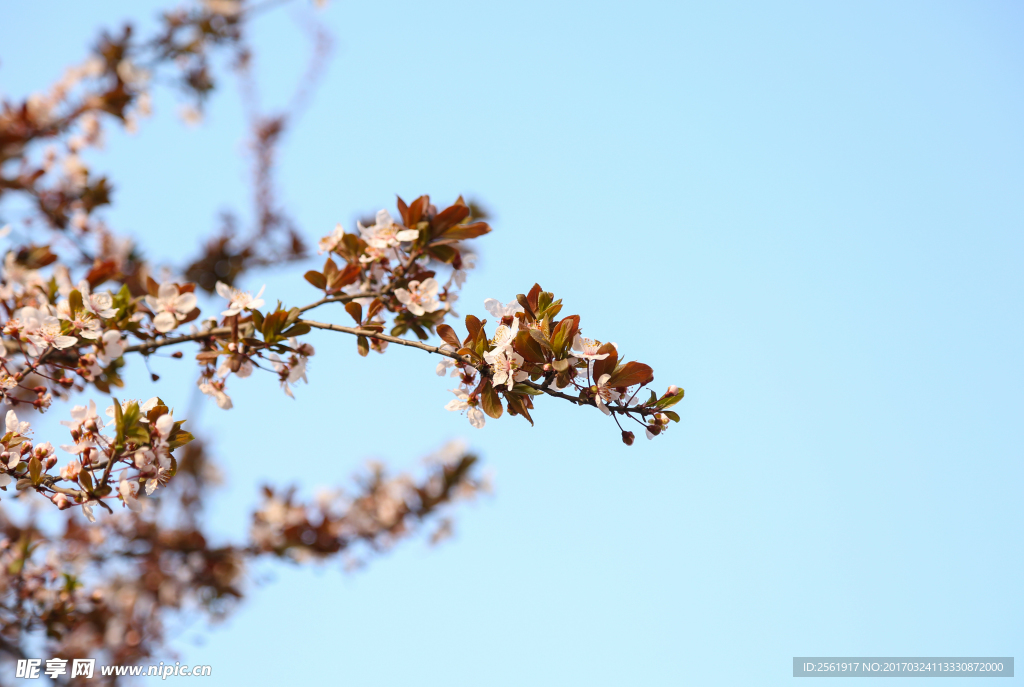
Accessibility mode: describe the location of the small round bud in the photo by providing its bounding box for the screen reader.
[171,351,183,359]
[44,455,57,470]
[52,493,70,509]
[150,373,160,382]
[646,424,662,437]
[621,431,635,446]
[667,385,680,395]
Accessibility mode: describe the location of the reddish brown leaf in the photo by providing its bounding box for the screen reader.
[429,221,491,245]
[526,284,542,312]
[592,343,619,382]
[396,195,410,226]
[505,392,534,426]
[464,314,482,344]
[606,361,654,389]
[480,381,503,419]
[408,195,430,226]
[304,270,327,290]
[329,263,361,291]
[366,298,384,321]
[431,203,470,238]
[513,331,546,364]
[437,324,461,349]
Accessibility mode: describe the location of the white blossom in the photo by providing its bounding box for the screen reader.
[6,410,31,436]
[490,315,520,350]
[95,330,125,366]
[199,380,233,409]
[395,278,442,316]
[119,474,142,512]
[80,282,118,318]
[435,344,460,377]
[593,374,622,416]
[358,209,418,250]
[104,397,158,426]
[216,281,266,317]
[318,223,345,254]
[444,389,486,428]
[572,334,614,361]
[28,316,78,350]
[483,347,527,391]
[483,298,524,320]
[145,282,197,333]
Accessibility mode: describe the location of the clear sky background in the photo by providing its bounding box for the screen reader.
[2,1,1023,684]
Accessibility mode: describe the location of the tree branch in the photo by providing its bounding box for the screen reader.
[116,298,661,420]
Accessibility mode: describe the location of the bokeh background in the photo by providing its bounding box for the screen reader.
[2,1,1022,684]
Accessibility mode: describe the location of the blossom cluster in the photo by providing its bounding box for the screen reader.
[0,0,518,676]
[436,285,684,441]
[0,190,681,525]
[0,437,483,676]
[0,395,192,523]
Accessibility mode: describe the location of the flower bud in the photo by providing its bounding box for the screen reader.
[646,424,662,437]
[171,351,183,359]
[44,455,57,470]
[621,431,635,446]
[667,385,680,396]
[51,493,70,509]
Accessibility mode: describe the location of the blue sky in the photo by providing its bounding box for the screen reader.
[2,1,1022,684]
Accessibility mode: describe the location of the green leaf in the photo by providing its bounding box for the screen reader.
[654,389,685,409]
[168,429,195,451]
[283,323,311,337]
[663,410,680,423]
[550,315,579,356]
[512,383,544,396]
[69,289,84,317]
[427,244,458,263]
[528,328,554,354]
[357,335,370,357]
